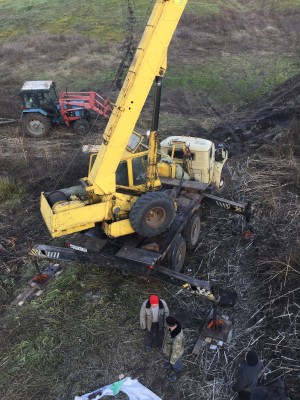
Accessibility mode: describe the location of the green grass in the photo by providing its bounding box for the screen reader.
[186,0,300,14]
[0,0,148,44]
[166,55,299,107]
[1,0,299,44]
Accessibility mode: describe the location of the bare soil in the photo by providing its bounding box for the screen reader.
[0,4,299,400]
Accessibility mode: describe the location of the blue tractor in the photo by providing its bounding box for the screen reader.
[20,80,111,138]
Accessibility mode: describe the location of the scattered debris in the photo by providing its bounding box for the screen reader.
[11,264,63,306]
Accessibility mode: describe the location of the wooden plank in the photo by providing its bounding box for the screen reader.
[192,336,206,355]
[11,288,36,306]
[11,267,63,306]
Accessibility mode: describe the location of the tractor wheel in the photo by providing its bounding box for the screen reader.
[129,192,176,237]
[73,119,90,134]
[183,212,201,250]
[83,109,92,121]
[216,164,231,193]
[167,235,186,272]
[22,113,51,138]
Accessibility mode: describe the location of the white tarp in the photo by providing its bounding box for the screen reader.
[74,377,162,400]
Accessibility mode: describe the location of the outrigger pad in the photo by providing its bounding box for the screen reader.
[217,288,237,307]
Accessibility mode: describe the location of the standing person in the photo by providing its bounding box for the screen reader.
[232,349,263,400]
[162,316,184,382]
[140,294,169,352]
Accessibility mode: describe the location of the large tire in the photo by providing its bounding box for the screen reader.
[129,192,176,237]
[183,212,201,250]
[83,109,92,121]
[22,113,51,138]
[216,164,231,193]
[73,119,90,134]
[167,235,186,272]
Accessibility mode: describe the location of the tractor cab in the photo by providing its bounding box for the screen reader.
[19,80,62,138]
[20,80,59,115]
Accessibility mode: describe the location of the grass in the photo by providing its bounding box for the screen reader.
[183,0,300,14]
[0,0,299,102]
[166,55,299,107]
[0,176,25,207]
[1,0,299,44]
[0,264,166,399]
[0,0,151,44]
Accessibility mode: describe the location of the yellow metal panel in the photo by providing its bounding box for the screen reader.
[157,161,176,178]
[41,192,109,238]
[102,219,135,238]
[40,192,55,235]
[88,0,188,195]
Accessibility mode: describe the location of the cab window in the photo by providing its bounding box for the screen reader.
[132,156,147,186]
[167,149,195,160]
[116,160,129,186]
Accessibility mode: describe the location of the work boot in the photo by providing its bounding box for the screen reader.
[168,373,177,382]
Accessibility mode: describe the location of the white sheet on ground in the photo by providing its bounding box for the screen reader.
[74,377,162,400]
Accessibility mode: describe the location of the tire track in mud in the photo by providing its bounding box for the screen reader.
[208,74,300,156]
[115,0,136,89]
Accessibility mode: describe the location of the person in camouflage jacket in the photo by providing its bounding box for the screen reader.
[162,316,184,382]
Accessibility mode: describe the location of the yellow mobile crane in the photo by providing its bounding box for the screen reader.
[42,0,191,240]
[37,0,251,281]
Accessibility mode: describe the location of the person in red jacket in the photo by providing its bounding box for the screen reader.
[232,350,263,400]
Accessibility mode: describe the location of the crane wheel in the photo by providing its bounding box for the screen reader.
[183,212,201,250]
[73,119,90,135]
[129,192,175,237]
[167,234,186,272]
[22,113,51,138]
[216,164,231,193]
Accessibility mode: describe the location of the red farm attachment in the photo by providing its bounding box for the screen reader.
[59,91,113,134]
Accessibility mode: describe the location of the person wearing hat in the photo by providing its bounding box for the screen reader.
[232,350,263,400]
[162,316,185,382]
[140,294,169,352]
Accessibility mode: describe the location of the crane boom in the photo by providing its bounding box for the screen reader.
[87,0,188,195]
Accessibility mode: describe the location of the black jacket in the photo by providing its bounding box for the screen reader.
[232,361,263,393]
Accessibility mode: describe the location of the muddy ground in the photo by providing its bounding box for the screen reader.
[0,3,300,400]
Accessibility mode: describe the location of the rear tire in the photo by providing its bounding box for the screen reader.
[83,109,92,121]
[73,119,90,134]
[216,164,231,193]
[167,235,186,272]
[129,192,175,237]
[183,212,201,250]
[22,113,51,138]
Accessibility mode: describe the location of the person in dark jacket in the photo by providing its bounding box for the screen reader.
[163,316,185,382]
[250,379,288,400]
[232,350,263,400]
[140,294,169,352]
